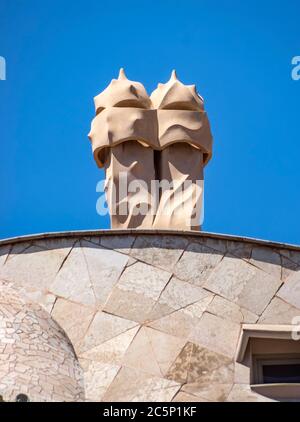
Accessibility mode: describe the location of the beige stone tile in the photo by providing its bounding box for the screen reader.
[123,327,162,376]
[234,362,250,384]
[259,296,300,324]
[51,298,95,351]
[183,383,232,402]
[149,292,213,323]
[206,295,258,324]
[172,391,207,402]
[203,255,282,315]
[49,242,128,307]
[22,289,56,313]
[81,240,128,306]
[156,277,214,315]
[100,235,135,255]
[117,261,171,301]
[104,287,156,323]
[166,342,194,384]
[126,257,137,267]
[130,235,188,271]
[226,384,275,402]
[80,326,139,365]
[148,304,205,340]
[167,342,233,388]
[189,312,241,358]
[277,270,300,309]
[84,361,120,401]
[0,245,72,291]
[187,343,233,384]
[250,246,281,279]
[173,243,223,286]
[145,327,186,376]
[49,245,95,306]
[103,366,180,402]
[81,311,137,353]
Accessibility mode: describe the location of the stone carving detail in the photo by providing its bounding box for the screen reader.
[89,70,213,230]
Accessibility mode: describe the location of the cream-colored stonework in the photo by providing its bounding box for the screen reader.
[0,230,299,402]
[88,70,212,230]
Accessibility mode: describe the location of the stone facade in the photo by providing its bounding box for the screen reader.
[0,230,300,402]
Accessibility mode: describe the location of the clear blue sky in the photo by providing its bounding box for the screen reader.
[0,0,299,244]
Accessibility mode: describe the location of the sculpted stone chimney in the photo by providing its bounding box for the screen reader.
[88,69,213,230]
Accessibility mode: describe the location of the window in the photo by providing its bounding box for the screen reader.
[236,324,300,401]
[253,355,300,384]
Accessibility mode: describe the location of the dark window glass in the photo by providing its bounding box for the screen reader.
[263,364,300,384]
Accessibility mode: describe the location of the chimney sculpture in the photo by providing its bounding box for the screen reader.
[88,69,213,230]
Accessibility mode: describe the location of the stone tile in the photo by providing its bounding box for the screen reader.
[259,296,300,324]
[206,295,258,324]
[148,297,212,340]
[189,312,241,358]
[50,242,128,307]
[0,245,10,267]
[281,256,300,282]
[33,238,76,251]
[84,361,120,401]
[280,249,300,266]
[187,343,233,384]
[103,287,155,323]
[172,392,207,402]
[167,342,233,389]
[51,298,95,351]
[103,366,180,402]
[277,269,300,309]
[153,277,214,318]
[22,289,56,313]
[226,384,275,402]
[81,311,137,353]
[250,246,281,279]
[81,240,128,305]
[183,383,232,402]
[6,241,32,259]
[130,235,188,271]
[123,327,162,376]
[203,255,282,315]
[80,326,139,364]
[117,261,171,301]
[195,237,252,260]
[196,237,227,254]
[226,240,252,260]
[100,235,135,255]
[49,245,95,306]
[173,243,223,286]
[165,342,193,384]
[0,245,72,290]
[143,327,185,376]
[234,362,250,384]
[126,257,137,267]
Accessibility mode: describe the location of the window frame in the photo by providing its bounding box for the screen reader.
[253,354,300,385]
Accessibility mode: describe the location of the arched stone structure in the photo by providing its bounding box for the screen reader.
[0,280,84,402]
[0,230,300,401]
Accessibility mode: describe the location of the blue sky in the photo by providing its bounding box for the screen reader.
[0,0,299,244]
